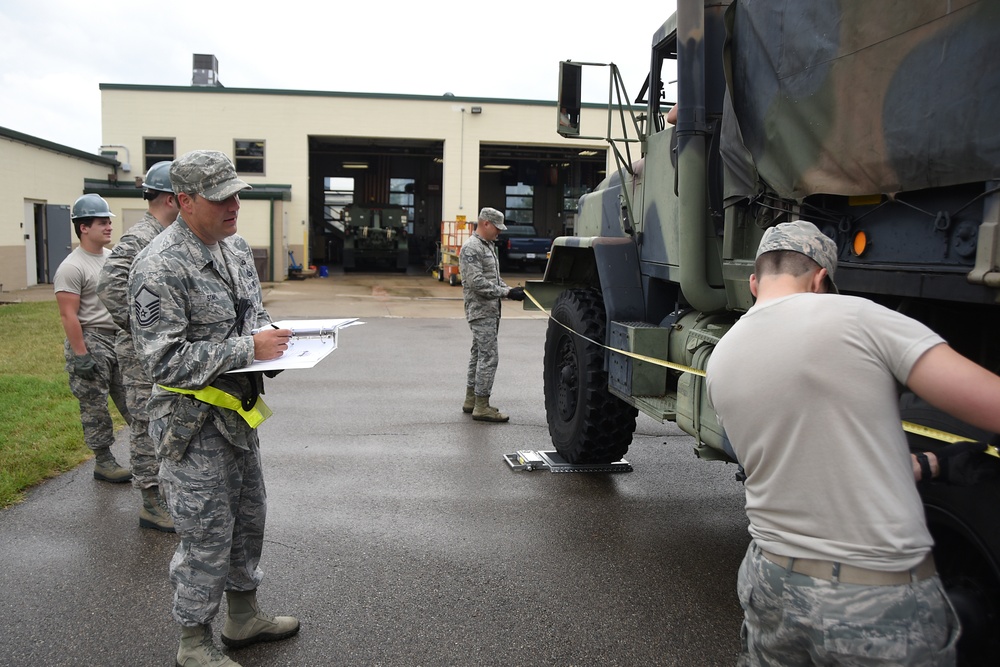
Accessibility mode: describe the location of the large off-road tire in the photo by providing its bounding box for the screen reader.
[544,288,638,464]
[902,393,1000,666]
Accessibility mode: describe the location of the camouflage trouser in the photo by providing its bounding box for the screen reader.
[737,541,959,666]
[158,419,266,627]
[466,316,500,397]
[115,330,159,489]
[64,331,130,452]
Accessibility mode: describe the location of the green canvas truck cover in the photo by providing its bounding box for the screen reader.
[721,0,1000,201]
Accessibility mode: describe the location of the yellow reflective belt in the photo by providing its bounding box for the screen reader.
[158,384,272,429]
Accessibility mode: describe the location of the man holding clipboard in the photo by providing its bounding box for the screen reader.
[129,150,298,667]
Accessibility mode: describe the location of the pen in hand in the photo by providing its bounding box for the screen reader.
[251,323,288,335]
[251,325,293,360]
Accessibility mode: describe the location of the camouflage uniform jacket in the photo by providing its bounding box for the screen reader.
[97,212,165,332]
[459,233,510,320]
[128,215,270,449]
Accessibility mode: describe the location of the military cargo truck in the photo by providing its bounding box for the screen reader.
[531,0,1000,662]
[342,204,409,271]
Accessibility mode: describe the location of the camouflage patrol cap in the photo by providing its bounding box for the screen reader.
[478,207,507,231]
[756,220,839,293]
[169,150,252,202]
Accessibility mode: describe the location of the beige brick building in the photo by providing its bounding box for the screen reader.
[0,128,118,292]
[2,59,624,290]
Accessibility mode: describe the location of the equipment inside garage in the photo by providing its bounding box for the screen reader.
[309,137,444,271]
[307,136,605,271]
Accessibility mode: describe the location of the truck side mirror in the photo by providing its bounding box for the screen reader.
[557,61,582,137]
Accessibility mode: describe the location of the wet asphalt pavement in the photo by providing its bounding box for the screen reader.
[0,275,750,666]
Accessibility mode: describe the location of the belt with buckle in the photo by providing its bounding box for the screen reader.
[760,549,936,585]
[83,327,118,335]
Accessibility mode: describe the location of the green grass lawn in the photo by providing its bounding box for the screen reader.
[0,301,126,508]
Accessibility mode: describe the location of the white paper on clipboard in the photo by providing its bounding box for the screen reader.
[227,318,361,373]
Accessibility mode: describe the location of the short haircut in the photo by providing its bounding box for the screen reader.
[755,250,821,278]
[72,218,96,240]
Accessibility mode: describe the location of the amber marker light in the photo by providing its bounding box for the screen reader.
[852,230,869,256]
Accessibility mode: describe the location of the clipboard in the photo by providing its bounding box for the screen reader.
[228,318,361,373]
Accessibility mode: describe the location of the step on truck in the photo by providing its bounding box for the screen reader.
[528,1,1000,663]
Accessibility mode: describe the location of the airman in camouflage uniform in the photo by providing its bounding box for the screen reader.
[459,207,525,422]
[97,161,178,532]
[707,221,969,666]
[54,193,131,484]
[128,151,298,667]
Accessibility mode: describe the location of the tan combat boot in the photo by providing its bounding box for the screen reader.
[176,624,241,667]
[462,387,476,414]
[93,448,132,484]
[472,395,509,423]
[221,590,300,649]
[139,486,175,533]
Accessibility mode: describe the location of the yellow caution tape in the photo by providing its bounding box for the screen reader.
[523,287,706,377]
[524,287,997,456]
[901,421,1000,459]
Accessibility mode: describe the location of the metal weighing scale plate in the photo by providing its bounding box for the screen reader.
[503,450,632,473]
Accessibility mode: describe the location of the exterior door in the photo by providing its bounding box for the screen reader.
[23,201,40,288]
[44,204,72,284]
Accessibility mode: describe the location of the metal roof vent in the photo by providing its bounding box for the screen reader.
[192,54,223,87]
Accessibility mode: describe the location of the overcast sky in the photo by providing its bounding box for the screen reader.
[0,0,678,155]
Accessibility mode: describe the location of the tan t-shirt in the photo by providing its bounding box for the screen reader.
[706,293,944,571]
[53,246,116,329]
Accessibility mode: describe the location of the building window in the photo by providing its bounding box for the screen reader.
[505,183,534,224]
[144,138,175,172]
[563,185,591,213]
[324,177,355,232]
[235,140,265,174]
[389,178,415,232]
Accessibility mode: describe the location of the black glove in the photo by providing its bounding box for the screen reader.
[72,353,97,381]
[935,440,997,487]
[507,286,525,301]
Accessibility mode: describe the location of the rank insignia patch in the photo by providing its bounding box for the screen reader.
[134,286,161,327]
